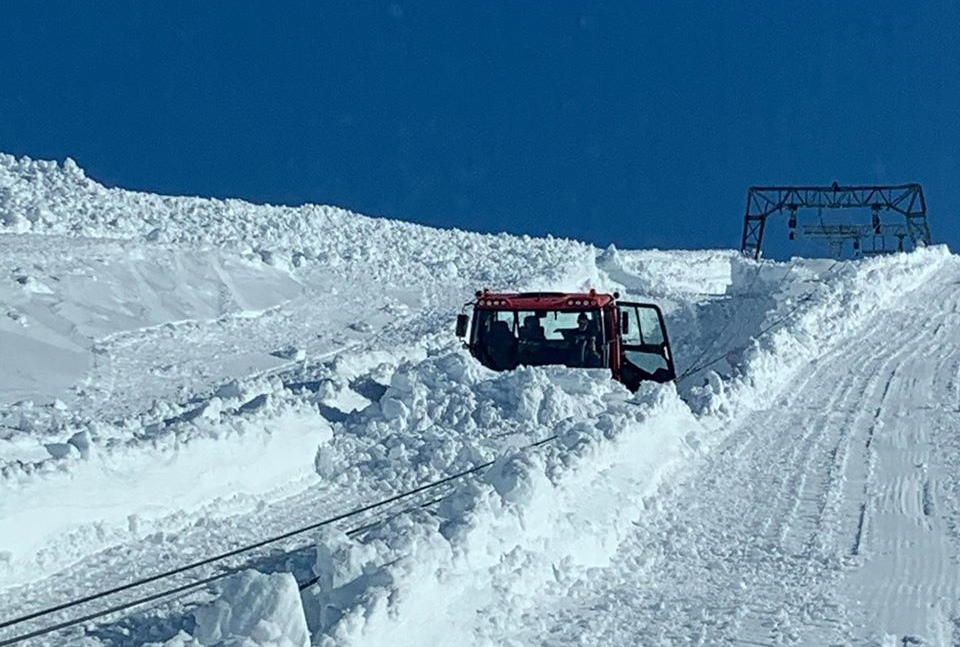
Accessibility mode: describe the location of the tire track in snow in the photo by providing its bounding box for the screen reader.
[727,310,919,645]
[731,270,960,645]
[838,278,960,644]
[838,309,935,560]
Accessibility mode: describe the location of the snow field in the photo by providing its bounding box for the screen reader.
[0,155,735,594]
[0,154,596,591]
[0,235,303,409]
[1,154,956,647]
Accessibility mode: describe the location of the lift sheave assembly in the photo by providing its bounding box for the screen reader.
[740,183,932,259]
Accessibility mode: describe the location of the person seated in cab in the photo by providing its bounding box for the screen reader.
[519,314,545,341]
[571,312,603,368]
[481,318,519,370]
[517,314,546,364]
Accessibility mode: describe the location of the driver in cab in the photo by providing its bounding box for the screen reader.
[572,312,603,368]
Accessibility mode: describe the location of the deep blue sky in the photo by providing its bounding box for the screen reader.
[2,1,958,257]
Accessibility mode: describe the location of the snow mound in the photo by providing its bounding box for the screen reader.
[598,244,739,296]
[313,352,626,495]
[306,378,699,647]
[193,570,310,647]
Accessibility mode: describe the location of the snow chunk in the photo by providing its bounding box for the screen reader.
[14,274,54,294]
[144,631,202,647]
[193,570,310,647]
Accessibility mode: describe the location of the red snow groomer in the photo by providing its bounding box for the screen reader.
[456,289,675,391]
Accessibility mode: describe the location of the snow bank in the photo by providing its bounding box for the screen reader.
[311,352,645,496]
[304,377,700,647]
[0,382,331,587]
[689,245,953,424]
[597,245,738,297]
[193,570,310,647]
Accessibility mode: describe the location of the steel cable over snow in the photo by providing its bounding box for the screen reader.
[0,434,559,647]
[0,493,455,647]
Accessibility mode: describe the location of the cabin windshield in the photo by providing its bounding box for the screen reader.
[472,309,607,371]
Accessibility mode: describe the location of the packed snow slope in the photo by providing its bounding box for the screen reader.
[0,154,957,647]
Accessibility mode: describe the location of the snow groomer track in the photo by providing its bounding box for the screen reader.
[2,155,960,646]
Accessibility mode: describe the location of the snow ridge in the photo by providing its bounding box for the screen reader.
[0,153,594,288]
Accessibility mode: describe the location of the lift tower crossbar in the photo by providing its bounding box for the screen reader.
[739,183,931,259]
